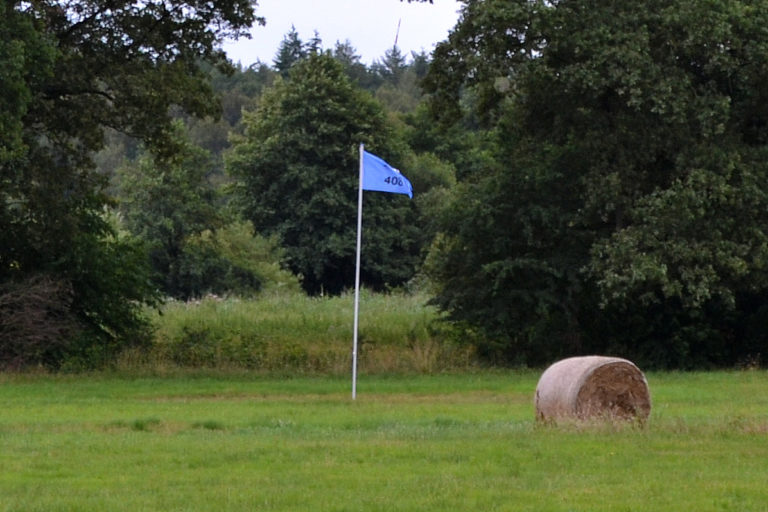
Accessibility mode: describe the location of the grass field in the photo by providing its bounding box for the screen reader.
[1,371,767,511]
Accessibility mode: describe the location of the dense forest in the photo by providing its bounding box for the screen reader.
[3,0,768,370]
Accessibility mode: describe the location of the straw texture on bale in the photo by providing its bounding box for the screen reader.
[535,356,651,422]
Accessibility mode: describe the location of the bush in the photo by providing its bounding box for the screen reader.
[181,221,301,297]
[0,274,78,369]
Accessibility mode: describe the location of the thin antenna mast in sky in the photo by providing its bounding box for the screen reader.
[394,18,401,47]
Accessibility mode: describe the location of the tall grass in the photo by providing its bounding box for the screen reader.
[121,291,475,374]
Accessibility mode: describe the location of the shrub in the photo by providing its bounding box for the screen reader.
[0,274,78,369]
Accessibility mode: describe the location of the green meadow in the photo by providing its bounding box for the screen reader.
[1,371,767,511]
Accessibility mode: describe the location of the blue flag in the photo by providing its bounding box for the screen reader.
[362,150,413,198]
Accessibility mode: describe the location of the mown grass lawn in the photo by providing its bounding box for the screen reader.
[0,371,767,511]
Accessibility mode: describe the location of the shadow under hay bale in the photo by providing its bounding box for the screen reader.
[535,356,651,423]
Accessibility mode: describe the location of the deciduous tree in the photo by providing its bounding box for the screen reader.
[1,0,259,366]
[228,53,421,295]
[424,0,768,367]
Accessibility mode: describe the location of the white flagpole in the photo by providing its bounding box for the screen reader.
[352,143,364,400]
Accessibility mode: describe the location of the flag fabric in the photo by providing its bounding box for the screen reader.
[361,150,413,198]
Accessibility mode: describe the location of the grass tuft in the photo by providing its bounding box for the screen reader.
[192,420,226,431]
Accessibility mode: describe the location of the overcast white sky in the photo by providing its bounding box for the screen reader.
[222,0,462,67]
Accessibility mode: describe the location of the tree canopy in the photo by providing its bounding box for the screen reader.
[424,0,768,367]
[228,53,422,295]
[8,0,768,370]
[1,0,259,367]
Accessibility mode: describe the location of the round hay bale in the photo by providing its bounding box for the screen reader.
[534,356,651,422]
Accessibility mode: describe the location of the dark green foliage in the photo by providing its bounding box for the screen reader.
[210,61,277,128]
[0,7,52,167]
[118,123,224,298]
[1,1,258,367]
[424,0,768,368]
[332,41,378,89]
[118,124,297,299]
[228,53,422,295]
[57,226,160,369]
[273,26,309,76]
[0,224,159,370]
[374,46,408,85]
[182,222,301,297]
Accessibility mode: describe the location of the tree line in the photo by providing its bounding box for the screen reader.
[3,0,768,370]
